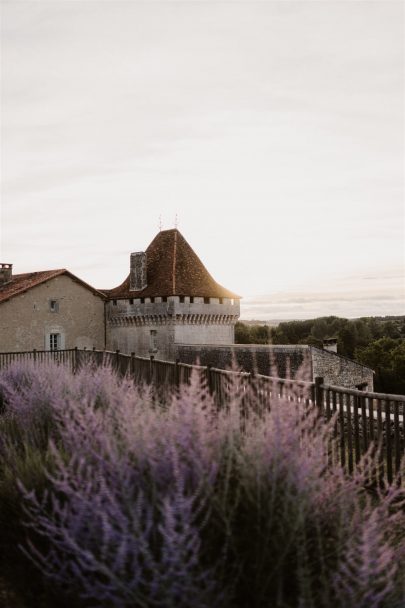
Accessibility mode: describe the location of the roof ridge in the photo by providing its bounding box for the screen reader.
[105,229,241,300]
[172,229,178,293]
[0,269,105,304]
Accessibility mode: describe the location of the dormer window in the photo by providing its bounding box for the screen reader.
[49,299,59,313]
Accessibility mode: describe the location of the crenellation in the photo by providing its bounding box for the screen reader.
[0,229,374,391]
[102,229,373,387]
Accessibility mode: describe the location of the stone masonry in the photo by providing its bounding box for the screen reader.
[175,344,374,390]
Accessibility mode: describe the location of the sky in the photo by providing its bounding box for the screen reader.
[1,0,404,320]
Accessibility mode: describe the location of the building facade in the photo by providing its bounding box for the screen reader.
[0,230,374,389]
[0,266,105,352]
[103,229,240,360]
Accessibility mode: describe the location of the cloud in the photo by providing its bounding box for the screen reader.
[1,1,403,312]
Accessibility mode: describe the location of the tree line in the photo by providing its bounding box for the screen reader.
[235,316,405,394]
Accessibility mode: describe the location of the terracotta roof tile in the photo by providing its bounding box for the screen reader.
[0,269,106,304]
[103,229,240,300]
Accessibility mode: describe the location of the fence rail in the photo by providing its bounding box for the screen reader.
[0,348,404,483]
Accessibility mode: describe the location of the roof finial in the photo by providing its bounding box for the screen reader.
[174,213,179,230]
[158,214,163,232]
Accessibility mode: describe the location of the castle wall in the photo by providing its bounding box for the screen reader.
[106,296,239,359]
[107,324,175,360]
[0,275,105,352]
[174,324,234,344]
[175,344,312,380]
[175,344,374,390]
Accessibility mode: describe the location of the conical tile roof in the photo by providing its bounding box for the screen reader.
[103,229,240,300]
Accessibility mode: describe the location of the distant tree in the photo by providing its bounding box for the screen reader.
[355,337,405,394]
[235,323,271,345]
[251,325,271,344]
[383,320,401,339]
[310,318,330,341]
[235,322,252,344]
[339,323,358,358]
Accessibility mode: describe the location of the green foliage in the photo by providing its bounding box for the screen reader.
[235,322,271,344]
[355,338,405,394]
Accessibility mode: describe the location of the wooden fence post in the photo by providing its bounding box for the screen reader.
[315,377,324,413]
[149,355,154,384]
[74,346,78,373]
[207,364,214,395]
[175,358,180,387]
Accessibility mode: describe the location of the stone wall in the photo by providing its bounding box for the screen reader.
[106,296,239,359]
[0,275,105,352]
[310,347,374,390]
[107,323,176,360]
[175,344,374,390]
[175,344,312,380]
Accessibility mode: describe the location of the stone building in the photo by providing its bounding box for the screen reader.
[0,265,105,352]
[102,229,241,360]
[102,229,373,390]
[0,229,374,389]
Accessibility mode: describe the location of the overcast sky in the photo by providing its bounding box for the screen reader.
[1,0,404,319]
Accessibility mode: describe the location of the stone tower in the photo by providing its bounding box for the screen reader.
[103,229,240,359]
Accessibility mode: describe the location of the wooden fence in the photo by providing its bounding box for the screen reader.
[0,348,404,483]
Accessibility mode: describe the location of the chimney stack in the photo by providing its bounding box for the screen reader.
[323,338,338,354]
[0,263,12,286]
[130,252,147,291]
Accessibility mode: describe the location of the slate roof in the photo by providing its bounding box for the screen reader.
[0,269,106,304]
[103,229,240,300]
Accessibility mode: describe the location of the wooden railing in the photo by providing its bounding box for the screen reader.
[0,348,404,483]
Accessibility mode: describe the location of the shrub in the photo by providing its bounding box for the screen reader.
[0,361,403,607]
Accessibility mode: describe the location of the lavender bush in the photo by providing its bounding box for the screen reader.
[0,360,404,607]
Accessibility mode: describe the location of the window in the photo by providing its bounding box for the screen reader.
[190,297,194,303]
[49,299,59,312]
[141,298,145,304]
[162,296,167,302]
[150,297,155,303]
[179,296,185,303]
[113,300,117,306]
[49,333,61,351]
[150,330,158,352]
[204,297,210,304]
[129,299,134,305]
[219,298,223,304]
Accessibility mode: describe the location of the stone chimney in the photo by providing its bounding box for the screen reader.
[0,263,12,286]
[129,252,147,291]
[323,338,338,354]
